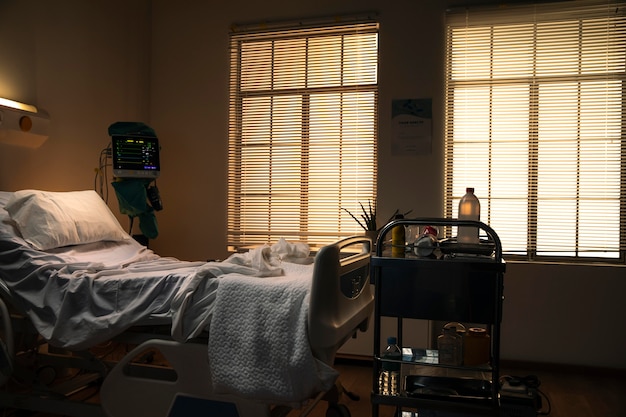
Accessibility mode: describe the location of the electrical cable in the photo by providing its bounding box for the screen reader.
[537,388,552,415]
[94,144,112,202]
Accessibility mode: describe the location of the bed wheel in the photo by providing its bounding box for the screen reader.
[326,404,351,417]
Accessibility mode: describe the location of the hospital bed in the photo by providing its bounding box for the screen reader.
[0,189,374,417]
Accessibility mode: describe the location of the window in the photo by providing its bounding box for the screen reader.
[228,18,378,249]
[445,2,626,262]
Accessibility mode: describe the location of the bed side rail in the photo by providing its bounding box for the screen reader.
[100,339,269,417]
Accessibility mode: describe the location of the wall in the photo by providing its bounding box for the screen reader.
[0,0,624,370]
[0,0,151,198]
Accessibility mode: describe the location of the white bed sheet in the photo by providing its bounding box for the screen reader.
[0,191,207,348]
[0,191,336,404]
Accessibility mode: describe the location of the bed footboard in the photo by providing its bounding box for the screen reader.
[308,236,374,365]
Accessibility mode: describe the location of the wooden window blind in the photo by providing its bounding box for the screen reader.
[445,1,626,262]
[228,18,379,250]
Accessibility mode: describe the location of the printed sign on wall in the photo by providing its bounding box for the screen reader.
[391,98,432,155]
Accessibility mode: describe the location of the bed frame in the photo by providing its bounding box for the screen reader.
[0,236,373,417]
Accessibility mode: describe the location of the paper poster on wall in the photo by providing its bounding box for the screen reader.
[391,98,432,155]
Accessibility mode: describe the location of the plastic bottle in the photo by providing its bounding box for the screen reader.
[378,336,401,395]
[391,215,405,258]
[457,187,480,244]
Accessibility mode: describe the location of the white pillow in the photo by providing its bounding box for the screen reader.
[5,189,130,250]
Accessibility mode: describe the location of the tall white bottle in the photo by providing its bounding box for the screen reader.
[457,187,480,244]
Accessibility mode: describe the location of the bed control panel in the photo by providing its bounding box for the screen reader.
[340,264,370,299]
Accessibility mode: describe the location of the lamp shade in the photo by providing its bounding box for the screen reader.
[0,99,50,148]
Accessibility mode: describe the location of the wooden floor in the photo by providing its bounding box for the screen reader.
[2,358,625,416]
[286,358,626,417]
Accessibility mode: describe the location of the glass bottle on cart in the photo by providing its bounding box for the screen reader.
[378,336,401,395]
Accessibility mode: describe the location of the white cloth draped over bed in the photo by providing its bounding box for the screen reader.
[0,191,336,404]
[0,235,203,349]
[171,239,337,406]
[207,261,337,407]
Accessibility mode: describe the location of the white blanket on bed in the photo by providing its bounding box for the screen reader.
[170,238,312,341]
[206,245,338,406]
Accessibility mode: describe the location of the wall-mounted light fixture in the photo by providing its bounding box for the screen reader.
[0,97,50,148]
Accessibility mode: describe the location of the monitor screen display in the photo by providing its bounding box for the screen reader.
[111,135,160,179]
